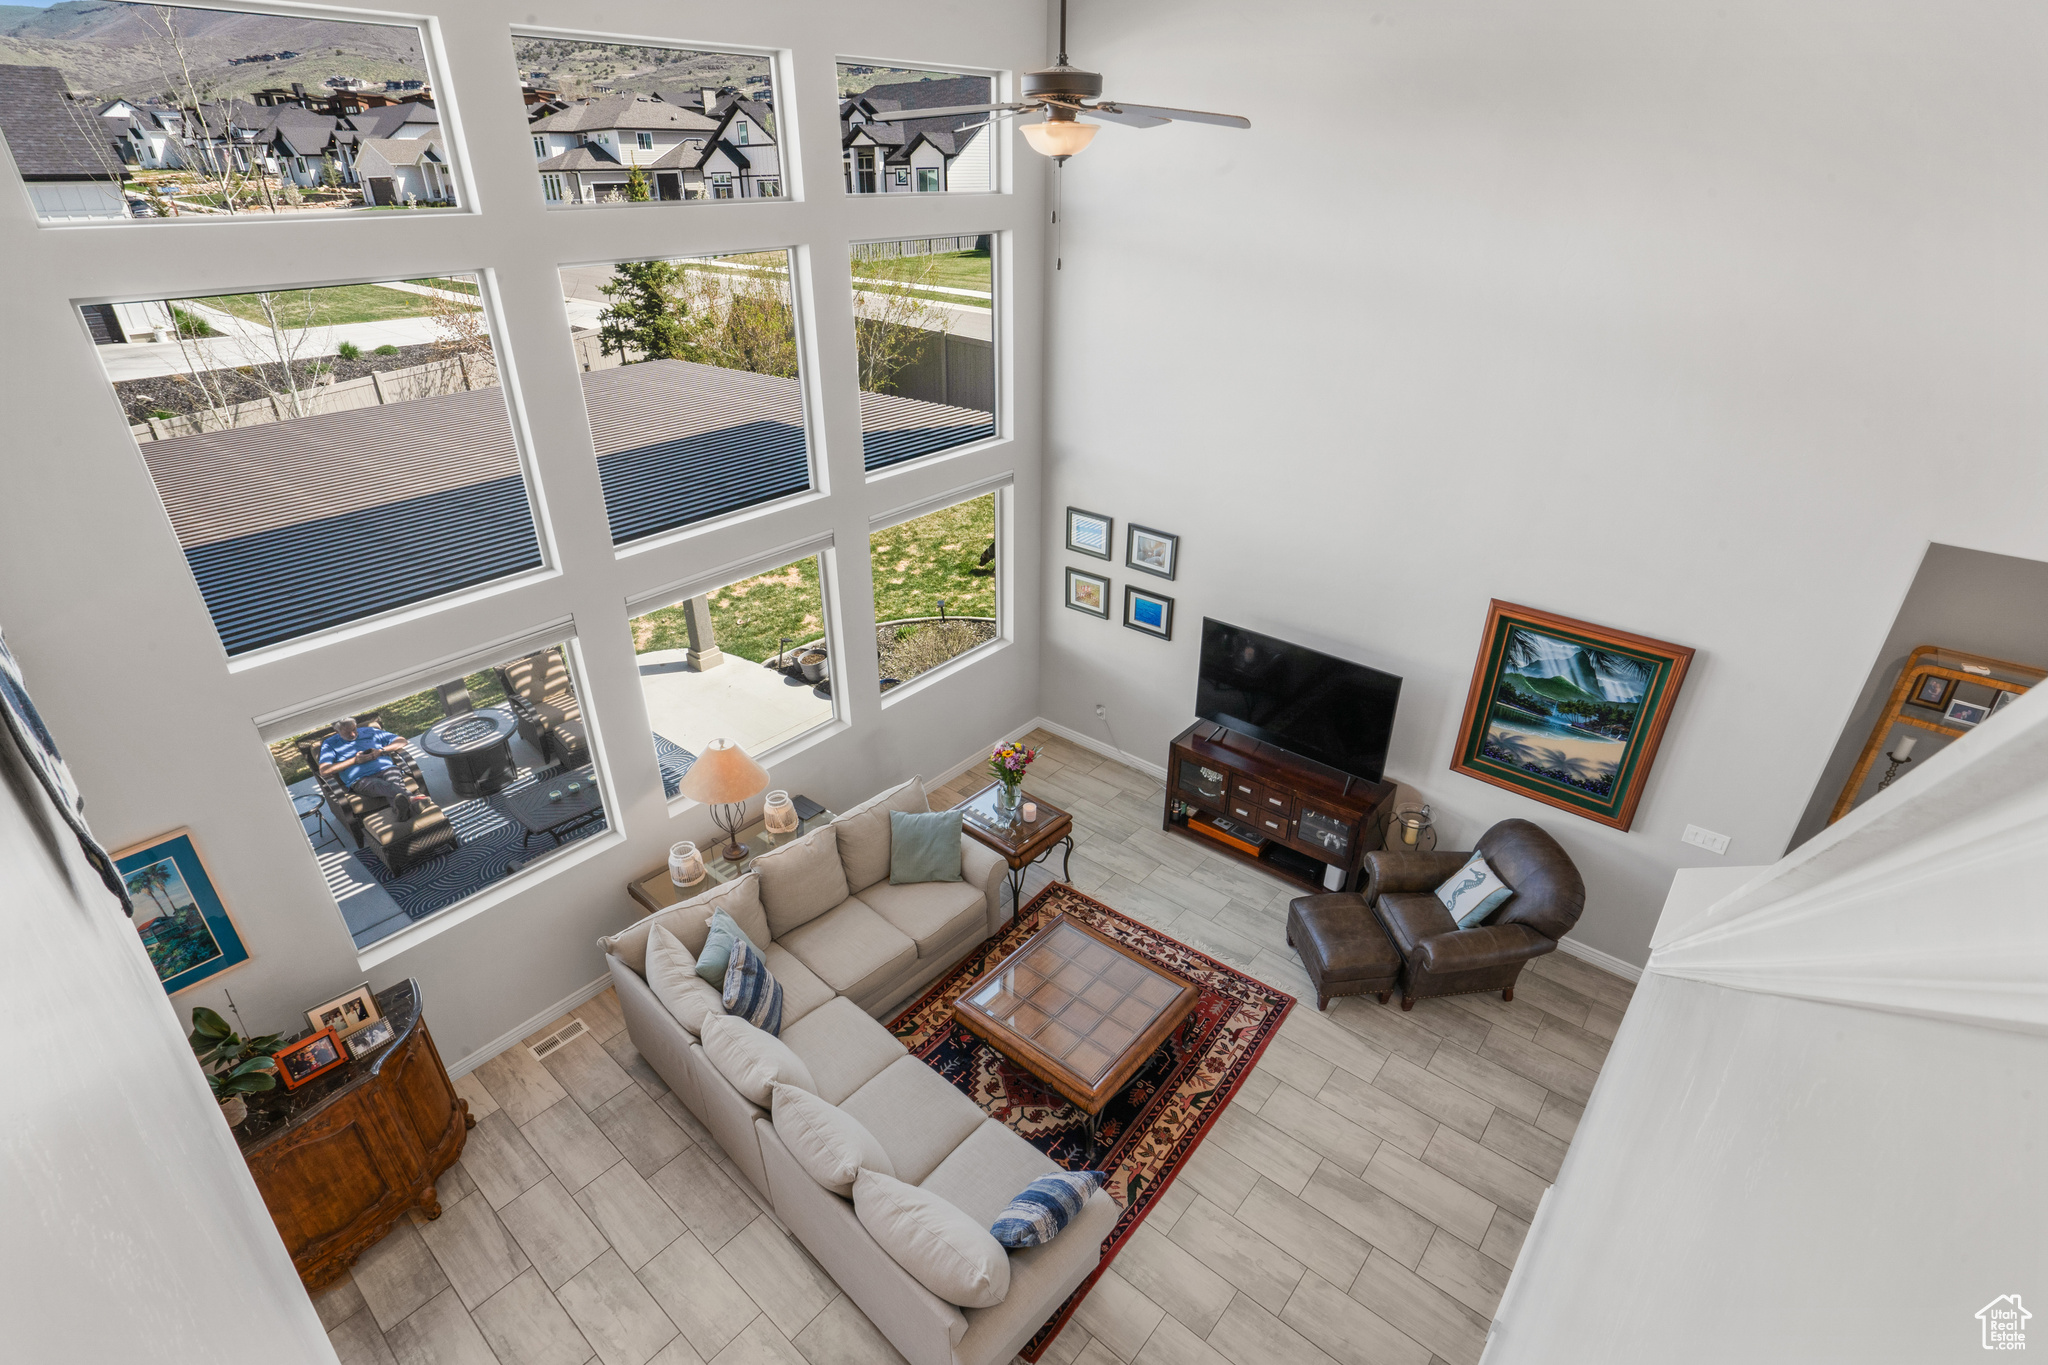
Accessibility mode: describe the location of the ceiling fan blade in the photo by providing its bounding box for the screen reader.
[863,102,1034,122]
[1078,103,1169,129]
[1099,101,1251,129]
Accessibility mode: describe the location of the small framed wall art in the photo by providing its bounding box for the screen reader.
[1065,567,1111,618]
[307,983,381,1039]
[1911,674,1952,709]
[1124,585,1175,640]
[275,1028,348,1089]
[1945,696,1990,728]
[1126,524,1178,580]
[115,829,251,996]
[1066,507,1113,560]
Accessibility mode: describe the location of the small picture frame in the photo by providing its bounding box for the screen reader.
[1945,697,1991,728]
[1065,507,1113,560]
[1125,524,1178,580]
[1911,674,1952,709]
[306,983,381,1039]
[274,1028,348,1090]
[1065,566,1111,618]
[345,1017,397,1060]
[1124,585,1175,640]
[1992,689,2020,715]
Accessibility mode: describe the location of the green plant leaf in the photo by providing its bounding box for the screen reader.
[222,1073,277,1094]
[227,1055,277,1078]
[190,1007,230,1041]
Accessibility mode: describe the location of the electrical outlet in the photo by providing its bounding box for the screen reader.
[1682,824,1731,855]
[1094,704,1106,719]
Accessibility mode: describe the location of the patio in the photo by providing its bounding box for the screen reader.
[639,650,831,796]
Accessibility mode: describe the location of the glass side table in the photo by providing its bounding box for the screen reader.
[627,808,834,916]
[294,792,342,851]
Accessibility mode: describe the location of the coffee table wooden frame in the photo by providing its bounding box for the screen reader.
[951,914,1199,1150]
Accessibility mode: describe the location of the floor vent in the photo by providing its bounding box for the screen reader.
[527,1017,588,1062]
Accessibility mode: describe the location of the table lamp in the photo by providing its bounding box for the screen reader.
[677,738,770,862]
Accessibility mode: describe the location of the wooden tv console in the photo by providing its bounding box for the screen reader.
[1164,722,1397,894]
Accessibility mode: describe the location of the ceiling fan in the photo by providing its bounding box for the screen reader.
[860,0,1251,163]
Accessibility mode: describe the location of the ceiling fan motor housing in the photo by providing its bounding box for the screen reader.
[1022,64,1104,113]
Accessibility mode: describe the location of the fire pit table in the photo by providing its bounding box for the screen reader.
[419,710,518,798]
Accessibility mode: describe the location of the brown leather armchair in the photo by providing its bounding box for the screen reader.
[1364,819,1585,1011]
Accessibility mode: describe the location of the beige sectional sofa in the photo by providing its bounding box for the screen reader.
[601,778,1119,1365]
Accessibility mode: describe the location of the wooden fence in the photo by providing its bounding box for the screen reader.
[130,351,498,441]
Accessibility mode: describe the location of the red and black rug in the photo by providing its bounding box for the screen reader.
[886,882,1294,1359]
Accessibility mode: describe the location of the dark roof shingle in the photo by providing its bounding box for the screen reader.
[0,65,126,181]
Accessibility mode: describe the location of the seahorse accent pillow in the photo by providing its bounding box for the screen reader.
[1435,852,1515,928]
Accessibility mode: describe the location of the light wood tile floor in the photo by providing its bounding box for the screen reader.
[317,731,1632,1365]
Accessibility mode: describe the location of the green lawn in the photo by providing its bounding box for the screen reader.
[409,276,479,295]
[852,249,992,295]
[635,559,825,666]
[199,284,470,328]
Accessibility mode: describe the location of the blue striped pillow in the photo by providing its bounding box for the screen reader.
[990,1170,1107,1248]
[722,938,784,1037]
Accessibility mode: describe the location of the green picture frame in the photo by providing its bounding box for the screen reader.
[115,829,251,996]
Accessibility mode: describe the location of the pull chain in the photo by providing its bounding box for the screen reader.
[1054,159,1063,271]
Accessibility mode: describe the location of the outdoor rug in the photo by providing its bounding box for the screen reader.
[887,882,1295,1360]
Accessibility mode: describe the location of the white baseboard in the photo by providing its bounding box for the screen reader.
[445,972,612,1078]
[1555,936,1645,983]
[1027,715,1169,782]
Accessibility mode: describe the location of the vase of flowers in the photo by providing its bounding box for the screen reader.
[989,740,1039,816]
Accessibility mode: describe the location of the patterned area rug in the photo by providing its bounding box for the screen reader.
[887,883,1294,1360]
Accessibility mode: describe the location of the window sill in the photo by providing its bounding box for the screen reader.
[879,636,1011,710]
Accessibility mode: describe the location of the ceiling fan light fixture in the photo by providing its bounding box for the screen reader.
[1021,116,1099,162]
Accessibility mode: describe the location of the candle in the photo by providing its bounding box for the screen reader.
[1022,801,1038,822]
[1890,735,1918,762]
[1403,818,1420,846]
[668,841,705,888]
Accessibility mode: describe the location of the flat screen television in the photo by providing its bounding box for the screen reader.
[1196,618,1402,783]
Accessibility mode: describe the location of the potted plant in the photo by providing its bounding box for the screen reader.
[189,1006,283,1128]
[800,648,829,683]
[988,740,1040,817]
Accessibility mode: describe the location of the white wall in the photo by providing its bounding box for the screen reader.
[0,0,1042,1069]
[1041,0,2048,967]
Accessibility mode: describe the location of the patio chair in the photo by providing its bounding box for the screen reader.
[496,649,589,768]
[295,713,459,876]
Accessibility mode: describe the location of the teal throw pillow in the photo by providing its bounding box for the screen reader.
[696,907,757,987]
[1435,851,1515,929]
[889,809,964,885]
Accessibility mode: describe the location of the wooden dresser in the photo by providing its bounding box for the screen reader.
[235,978,471,1291]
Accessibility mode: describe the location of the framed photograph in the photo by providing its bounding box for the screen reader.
[1065,507,1113,560]
[1450,601,1695,832]
[1124,585,1175,640]
[1910,674,1952,709]
[1945,697,1991,728]
[1992,688,2021,715]
[1065,567,1111,618]
[345,1017,397,1060]
[307,983,381,1039]
[274,1028,348,1090]
[114,830,250,997]
[1126,524,1179,580]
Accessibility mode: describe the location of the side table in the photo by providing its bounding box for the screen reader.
[627,805,835,915]
[954,782,1075,911]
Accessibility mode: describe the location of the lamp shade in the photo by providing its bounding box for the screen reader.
[1020,117,1098,160]
[676,738,769,805]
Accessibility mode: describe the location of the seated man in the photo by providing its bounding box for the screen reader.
[318,717,418,822]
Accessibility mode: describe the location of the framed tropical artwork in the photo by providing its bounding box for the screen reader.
[115,829,251,995]
[1449,601,1694,832]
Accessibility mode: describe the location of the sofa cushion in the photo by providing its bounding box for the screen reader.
[778,899,918,1006]
[890,810,965,884]
[598,873,764,975]
[1377,891,1459,960]
[645,924,725,1036]
[831,776,930,892]
[842,1055,989,1185]
[763,945,833,1029]
[771,1082,895,1197]
[700,1014,816,1107]
[991,1171,1109,1249]
[919,1120,1061,1229]
[779,997,910,1106]
[722,938,784,1036]
[857,878,988,959]
[696,907,757,987]
[755,826,852,939]
[853,1168,1011,1309]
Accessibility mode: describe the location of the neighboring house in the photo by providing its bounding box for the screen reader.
[265,111,339,188]
[531,92,781,203]
[108,105,187,170]
[0,65,130,220]
[331,101,439,186]
[841,75,992,195]
[79,298,175,345]
[354,134,451,205]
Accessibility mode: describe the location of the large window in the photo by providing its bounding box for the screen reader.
[838,64,994,196]
[271,643,603,950]
[88,275,541,655]
[628,554,835,797]
[563,251,813,544]
[870,493,998,688]
[853,238,997,471]
[0,1,457,223]
[514,36,778,206]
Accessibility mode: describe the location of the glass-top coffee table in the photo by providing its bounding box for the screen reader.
[952,913,1199,1154]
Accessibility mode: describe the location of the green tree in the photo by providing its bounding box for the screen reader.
[625,163,651,201]
[598,260,690,362]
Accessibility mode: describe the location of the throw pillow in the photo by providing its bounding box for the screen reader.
[699,1014,816,1107]
[830,776,930,891]
[755,825,852,940]
[702,874,772,951]
[645,923,725,1036]
[990,1170,1108,1248]
[695,907,757,988]
[888,809,965,885]
[770,1082,895,1196]
[1436,851,1515,928]
[852,1168,1010,1308]
[722,937,785,1036]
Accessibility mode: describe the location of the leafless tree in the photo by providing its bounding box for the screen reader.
[851,256,950,394]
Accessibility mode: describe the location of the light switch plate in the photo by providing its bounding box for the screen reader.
[1682,824,1731,855]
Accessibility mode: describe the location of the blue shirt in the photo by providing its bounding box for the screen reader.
[319,727,402,787]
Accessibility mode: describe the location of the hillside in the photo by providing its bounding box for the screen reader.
[510,36,767,102]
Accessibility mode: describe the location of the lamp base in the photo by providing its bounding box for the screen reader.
[720,840,750,863]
